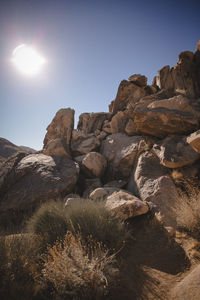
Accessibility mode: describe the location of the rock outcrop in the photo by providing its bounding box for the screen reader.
[0,138,35,165]
[155,51,200,98]
[2,41,200,226]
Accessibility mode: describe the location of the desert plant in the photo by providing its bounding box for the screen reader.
[66,200,130,251]
[0,233,43,300]
[27,199,130,252]
[174,185,200,239]
[41,231,118,299]
[27,200,69,247]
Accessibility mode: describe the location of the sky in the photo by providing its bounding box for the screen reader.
[0,0,200,150]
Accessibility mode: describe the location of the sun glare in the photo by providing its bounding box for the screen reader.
[12,44,46,76]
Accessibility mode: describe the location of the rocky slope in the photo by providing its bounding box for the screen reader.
[0,138,36,165]
[1,41,200,228]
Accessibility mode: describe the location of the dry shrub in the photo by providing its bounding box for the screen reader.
[174,180,200,238]
[41,231,118,299]
[0,233,43,299]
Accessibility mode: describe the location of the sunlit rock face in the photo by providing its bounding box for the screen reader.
[43,108,74,157]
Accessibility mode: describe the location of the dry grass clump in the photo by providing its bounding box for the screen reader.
[0,233,42,299]
[174,180,200,239]
[0,231,118,299]
[41,231,118,299]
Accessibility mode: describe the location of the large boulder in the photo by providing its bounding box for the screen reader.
[90,187,149,220]
[187,130,200,154]
[43,108,74,153]
[100,133,146,179]
[82,152,107,178]
[77,112,111,134]
[71,132,101,156]
[171,265,200,300]
[105,190,149,220]
[0,154,79,213]
[128,151,178,226]
[153,136,200,168]
[133,95,199,138]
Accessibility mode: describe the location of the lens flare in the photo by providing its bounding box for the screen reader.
[12,44,46,76]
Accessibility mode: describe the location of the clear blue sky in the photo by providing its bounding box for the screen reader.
[0,0,200,150]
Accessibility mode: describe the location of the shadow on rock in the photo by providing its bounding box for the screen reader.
[127,214,190,275]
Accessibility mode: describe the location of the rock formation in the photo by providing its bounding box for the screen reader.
[43,108,74,157]
[1,40,200,226]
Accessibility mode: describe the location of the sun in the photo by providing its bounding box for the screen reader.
[12,44,46,76]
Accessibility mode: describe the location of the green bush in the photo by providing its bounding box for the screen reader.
[27,200,69,247]
[27,199,130,252]
[67,200,130,251]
